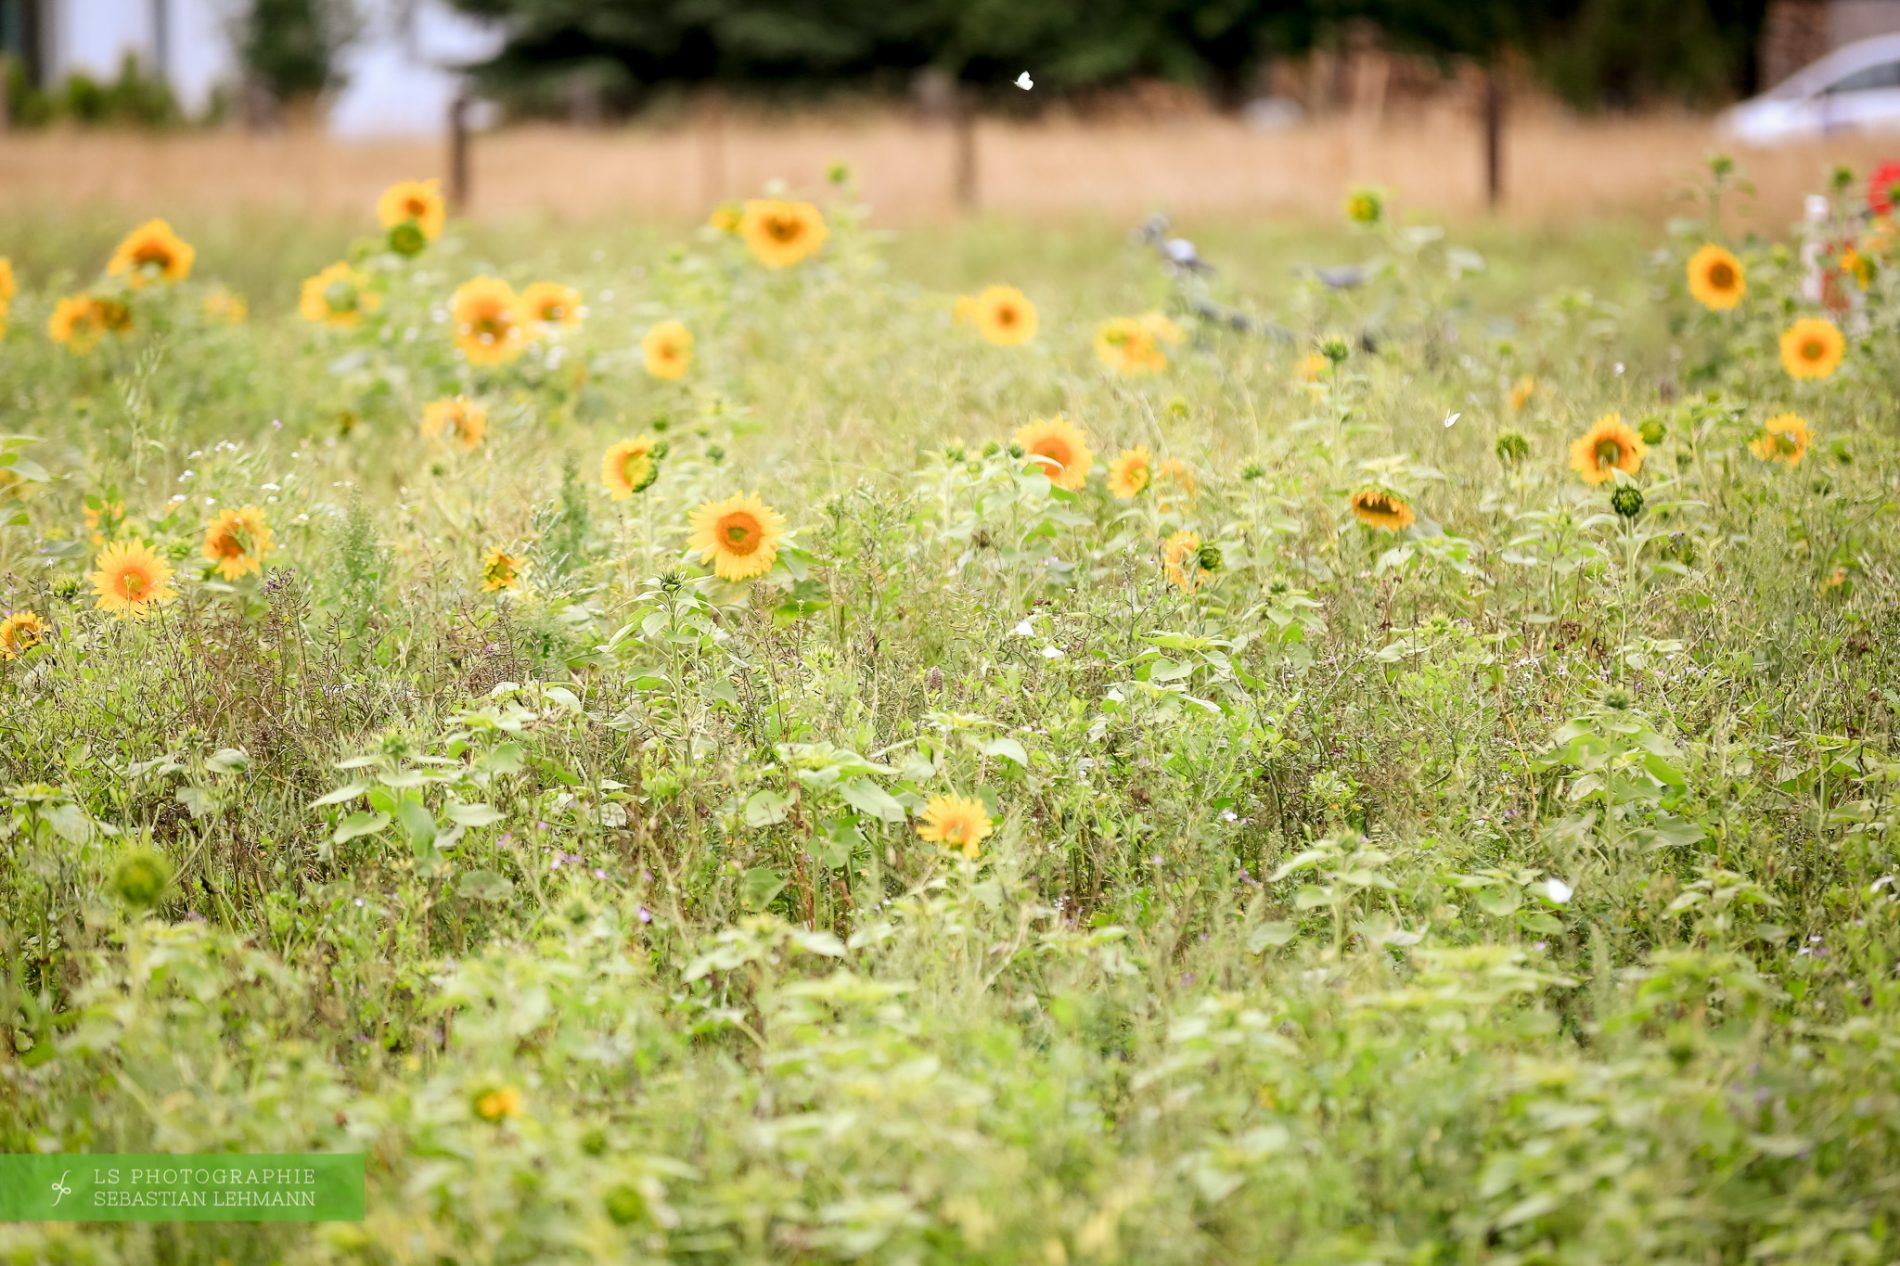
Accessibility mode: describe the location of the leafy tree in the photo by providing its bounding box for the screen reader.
[230,0,359,105]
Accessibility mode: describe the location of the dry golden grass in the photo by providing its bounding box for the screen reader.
[2,106,1892,226]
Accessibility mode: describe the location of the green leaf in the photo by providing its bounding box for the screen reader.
[838,777,906,824]
[333,811,390,845]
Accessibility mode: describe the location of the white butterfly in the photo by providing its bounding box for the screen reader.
[1442,410,1461,429]
[1015,72,1033,91]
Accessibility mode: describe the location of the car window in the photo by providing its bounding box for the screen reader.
[1825,61,1900,93]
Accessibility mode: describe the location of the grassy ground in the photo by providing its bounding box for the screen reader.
[2,180,1898,1265]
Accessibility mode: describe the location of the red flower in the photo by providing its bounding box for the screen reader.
[1869,161,1900,215]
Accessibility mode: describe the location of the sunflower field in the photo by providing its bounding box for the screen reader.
[3,159,1900,1265]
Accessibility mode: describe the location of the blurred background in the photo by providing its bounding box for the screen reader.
[4,0,1900,226]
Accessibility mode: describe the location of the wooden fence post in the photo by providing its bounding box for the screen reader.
[1482,65,1505,211]
[447,91,471,213]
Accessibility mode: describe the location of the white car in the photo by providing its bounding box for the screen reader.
[1722,33,1900,144]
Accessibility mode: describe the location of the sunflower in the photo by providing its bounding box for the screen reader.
[969,285,1038,346]
[915,793,994,859]
[1107,446,1153,499]
[91,539,177,619]
[1750,413,1814,467]
[1779,317,1845,381]
[1508,376,1536,411]
[1012,417,1094,491]
[84,499,127,547]
[421,398,488,452]
[481,547,523,592]
[1567,413,1647,485]
[1156,457,1197,508]
[520,281,583,333]
[1095,318,1166,376]
[0,611,46,660]
[472,1085,523,1122]
[1348,487,1416,532]
[48,294,130,352]
[450,276,524,366]
[201,505,272,581]
[1686,243,1745,311]
[1163,530,1208,592]
[107,218,195,287]
[376,178,447,240]
[299,262,380,328]
[642,320,693,380]
[203,287,248,324]
[708,203,743,234]
[0,257,14,305]
[1297,351,1329,383]
[739,198,828,269]
[602,436,663,500]
[688,492,786,582]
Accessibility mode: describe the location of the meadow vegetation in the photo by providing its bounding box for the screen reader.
[1,163,1899,1264]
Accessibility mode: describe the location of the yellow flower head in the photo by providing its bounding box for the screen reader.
[1107,446,1153,499]
[688,492,786,582]
[473,1085,523,1122]
[969,285,1038,346]
[49,293,128,352]
[642,319,693,380]
[1686,243,1745,311]
[1012,416,1094,491]
[201,505,272,581]
[1297,351,1329,384]
[915,793,994,859]
[481,547,523,592]
[1348,487,1416,532]
[1779,317,1844,381]
[450,276,523,366]
[203,287,248,324]
[1163,530,1209,592]
[0,611,47,660]
[107,218,195,287]
[520,281,583,333]
[0,257,15,305]
[1567,413,1646,485]
[91,539,177,619]
[1140,311,1184,345]
[1095,317,1166,376]
[421,397,488,452]
[708,202,743,234]
[1344,186,1383,226]
[602,435,662,500]
[299,262,380,328]
[376,178,447,240]
[1508,376,1536,411]
[739,198,828,269]
[1750,413,1813,467]
[1156,457,1197,508]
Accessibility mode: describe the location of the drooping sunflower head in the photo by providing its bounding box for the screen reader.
[1348,487,1416,532]
[1750,413,1814,467]
[299,262,380,328]
[1012,417,1095,492]
[0,611,47,660]
[1094,318,1166,376]
[915,793,995,859]
[1686,243,1745,311]
[972,285,1038,346]
[90,539,177,619]
[642,320,693,380]
[521,281,583,333]
[421,398,488,452]
[107,218,195,287]
[1779,317,1845,381]
[376,178,447,241]
[1163,529,1211,592]
[1567,413,1647,486]
[687,492,787,582]
[1107,446,1153,499]
[602,436,663,501]
[481,547,523,592]
[450,276,523,366]
[203,287,248,325]
[201,505,272,581]
[739,198,829,269]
